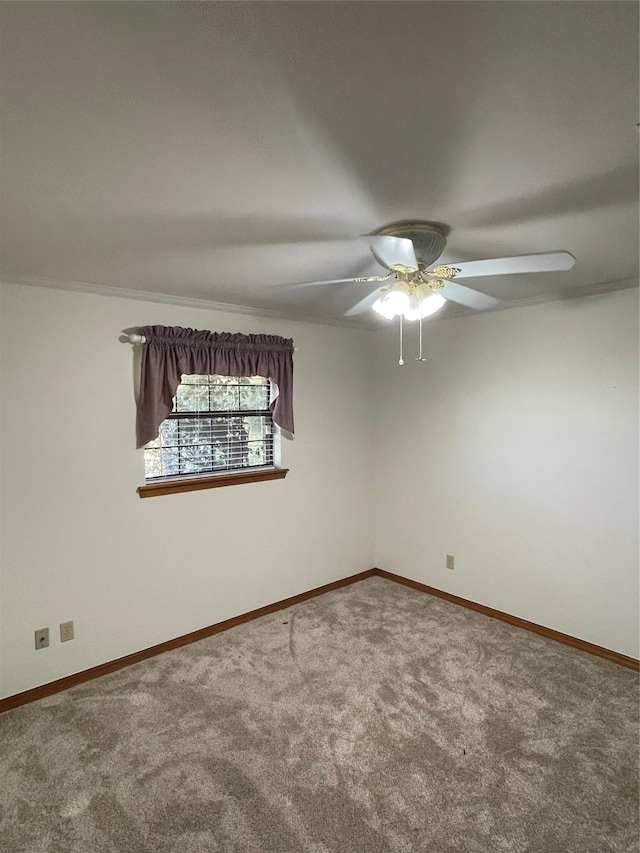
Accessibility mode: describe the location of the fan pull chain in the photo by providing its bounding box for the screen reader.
[416,315,427,361]
[398,315,404,365]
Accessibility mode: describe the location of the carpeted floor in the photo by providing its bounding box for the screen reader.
[1,576,638,853]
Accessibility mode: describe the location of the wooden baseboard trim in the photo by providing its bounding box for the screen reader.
[3,565,636,713]
[0,569,376,714]
[372,568,640,672]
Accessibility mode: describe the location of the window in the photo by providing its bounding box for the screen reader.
[143,374,275,482]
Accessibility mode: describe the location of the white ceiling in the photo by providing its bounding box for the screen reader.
[1,2,638,326]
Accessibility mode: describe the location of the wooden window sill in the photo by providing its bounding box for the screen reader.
[138,468,288,498]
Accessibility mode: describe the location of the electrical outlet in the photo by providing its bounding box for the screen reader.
[60,621,74,642]
[35,628,49,650]
[446,554,455,570]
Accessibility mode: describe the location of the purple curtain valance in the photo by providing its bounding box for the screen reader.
[136,325,294,448]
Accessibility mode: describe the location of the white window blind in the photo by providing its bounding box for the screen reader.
[144,375,274,481]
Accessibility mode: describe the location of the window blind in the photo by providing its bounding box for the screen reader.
[144,375,274,481]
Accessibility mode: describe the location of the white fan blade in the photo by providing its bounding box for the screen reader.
[368,236,418,270]
[277,272,391,289]
[439,281,501,310]
[452,251,575,279]
[344,289,384,317]
[277,277,367,289]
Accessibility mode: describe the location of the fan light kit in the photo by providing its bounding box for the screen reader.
[287,220,576,365]
[372,284,446,321]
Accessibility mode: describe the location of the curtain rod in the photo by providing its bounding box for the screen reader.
[126,333,298,350]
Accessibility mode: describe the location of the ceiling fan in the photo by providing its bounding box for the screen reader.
[288,221,576,321]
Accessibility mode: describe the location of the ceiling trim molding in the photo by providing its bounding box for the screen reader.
[2,273,637,328]
[0,274,377,330]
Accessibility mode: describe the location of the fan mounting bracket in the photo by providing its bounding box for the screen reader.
[372,221,449,267]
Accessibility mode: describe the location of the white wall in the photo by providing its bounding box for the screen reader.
[372,288,640,658]
[2,284,638,699]
[0,284,375,697]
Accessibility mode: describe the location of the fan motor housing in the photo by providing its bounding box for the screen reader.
[373,221,448,267]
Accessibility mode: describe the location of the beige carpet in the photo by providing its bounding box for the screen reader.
[0,576,638,852]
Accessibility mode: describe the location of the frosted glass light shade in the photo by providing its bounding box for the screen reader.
[373,283,445,320]
[372,282,411,319]
[418,291,446,317]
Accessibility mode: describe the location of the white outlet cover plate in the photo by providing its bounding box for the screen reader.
[35,628,49,650]
[60,621,74,642]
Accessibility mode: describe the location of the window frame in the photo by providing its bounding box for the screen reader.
[138,373,288,498]
[137,467,288,498]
